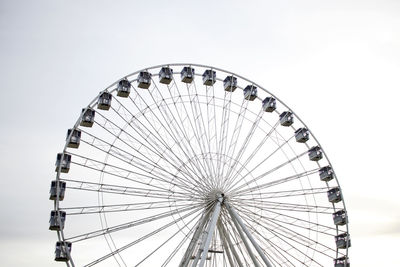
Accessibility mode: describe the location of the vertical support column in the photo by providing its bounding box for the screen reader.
[198,200,222,267]
[191,197,222,267]
[225,203,273,267]
[227,206,261,267]
[179,209,212,267]
[217,221,244,267]
[217,222,235,267]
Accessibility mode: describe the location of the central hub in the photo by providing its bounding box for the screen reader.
[205,189,226,204]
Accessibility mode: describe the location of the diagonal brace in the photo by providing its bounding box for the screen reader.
[225,202,273,267]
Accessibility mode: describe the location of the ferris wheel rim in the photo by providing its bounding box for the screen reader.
[52,63,350,266]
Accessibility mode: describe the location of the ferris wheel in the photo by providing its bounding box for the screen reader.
[49,64,350,267]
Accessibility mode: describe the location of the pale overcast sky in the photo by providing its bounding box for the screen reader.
[0,0,399,266]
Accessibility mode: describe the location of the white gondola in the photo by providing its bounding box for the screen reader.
[223,75,237,91]
[333,209,348,226]
[117,79,131,97]
[49,180,66,200]
[308,146,323,161]
[181,67,195,83]
[335,233,351,249]
[55,153,71,173]
[202,69,216,86]
[138,71,152,89]
[280,111,294,126]
[66,129,81,148]
[49,210,66,231]
[262,97,276,112]
[319,166,334,182]
[97,92,112,110]
[295,128,309,143]
[159,67,173,84]
[80,108,95,127]
[243,85,257,101]
[327,187,342,203]
[334,256,350,267]
[54,241,72,262]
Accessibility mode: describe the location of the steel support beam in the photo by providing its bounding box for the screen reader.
[227,204,261,267]
[218,220,244,267]
[225,203,273,267]
[191,196,223,267]
[217,222,235,267]
[179,209,212,267]
[198,200,221,267]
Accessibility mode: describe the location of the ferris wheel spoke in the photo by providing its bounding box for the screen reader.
[215,91,233,186]
[190,81,219,183]
[232,168,320,196]
[205,82,219,181]
[248,224,297,267]
[235,204,337,235]
[237,211,313,266]
[236,205,334,243]
[80,129,198,191]
[92,114,164,167]
[80,130,160,171]
[217,219,244,267]
[93,118,211,195]
[223,99,248,166]
[231,212,293,267]
[218,98,242,182]
[236,208,327,266]
[61,200,192,215]
[233,199,334,214]
[165,79,216,184]
[147,99,214,187]
[221,212,263,266]
[83,206,203,267]
[128,86,213,186]
[226,202,274,267]
[220,218,247,266]
[67,204,202,244]
[217,224,236,267]
[68,152,205,199]
[61,178,200,202]
[199,81,222,182]
[255,211,337,248]
[225,119,283,192]
[161,216,200,267]
[228,149,310,195]
[109,97,210,189]
[65,176,189,199]
[134,212,198,267]
[264,243,297,267]
[220,99,250,182]
[255,216,337,264]
[227,132,301,194]
[81,140,199,195]
[223,108,264,187]
[93,112,205,189]
[143,81,213,186]
[178,81,216,186]
[111,97,211,190]
[78,138,196,194]
[238,187,328,199]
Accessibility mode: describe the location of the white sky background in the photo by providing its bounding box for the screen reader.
[0,0,399,266]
